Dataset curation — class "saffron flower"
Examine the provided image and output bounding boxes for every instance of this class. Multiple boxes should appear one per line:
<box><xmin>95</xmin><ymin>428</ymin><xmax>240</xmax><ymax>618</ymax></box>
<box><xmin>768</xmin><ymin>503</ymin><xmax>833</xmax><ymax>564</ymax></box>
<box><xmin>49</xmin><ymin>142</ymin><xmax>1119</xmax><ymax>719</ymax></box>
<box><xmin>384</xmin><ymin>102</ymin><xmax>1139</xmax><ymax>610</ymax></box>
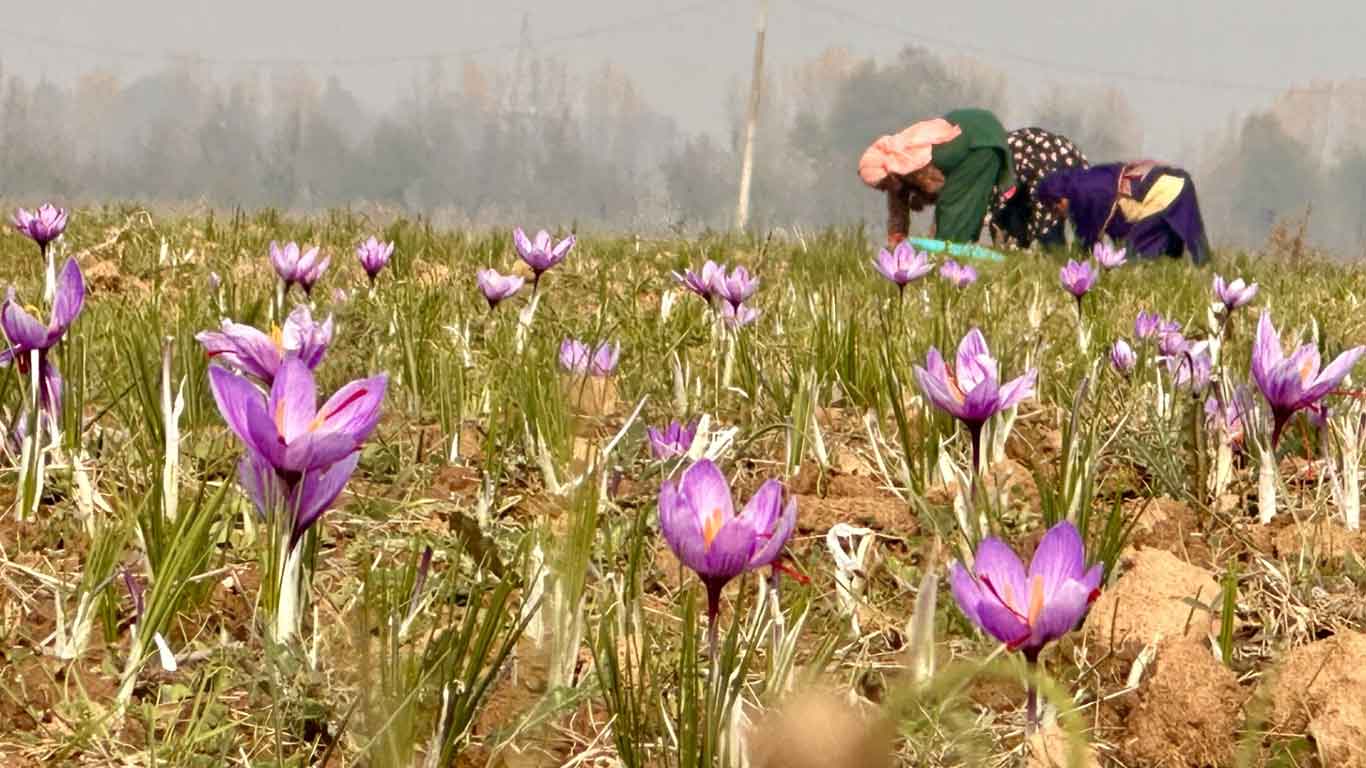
<box><xmin>949</xmin><ymin>521</ymin><xmax>1102</xmax><ymax>660</ymax></box>
<box><xmin>913</xmin><ymin>328</ymin><xmax>1037</xmax><ymax>468</ymax></box>
<box><xmin>559</xmin><ymin>339</ymin><xmax>619</xmax><ymax>377</ymax></box>
<box><xmin>270</xmin><ymin>242</ymin><xmax>325</xmax><ymax>293</ymax></box>
<box><xmin>647</xmin><ymin>420</ymin><xmax>697</xmax><ymax>460</ymax></box>
<box><xmin>356</xmin><ymin>237</ymin><xmax>394</xmax><ymax>284</ymax></box>
<box><xmin>1134</xmin><ymin>311</ymin><xmax>1165</xmax><ymax>341</ymax></box>
<box><xmin>674</xmin><ymin>260</ymin><xmax>722</xmax><ymax>300</ymax></box>
<box><xmin>1251</xmin><ymin>310</ymin><xmax>1365</xmax><ymax>446</ymax></box>
<box><xmin>1213</xmin><ymin>274</ymin><xmax>1258</xmax><ymax>312</ymax></box>
<box><xmin>939</xmin><ymin>259</ymin><xmax>977</xmax><ymax>288</ymax></box>
<box><xmin>1110</xmin><ymin>339</ymin><xmax>1136</xmax><ymax>376</ymax></box>
<box><xmin>1092</xmin><ymin>242</ymin><xmax>1127</xmax><ymax>270</ymax></box>
<box><xmin>721</xmin><ymin>302</ymin><xmax>759</xmax><ymax>329</ymax></box>
<box><xmin>0</xmin><ymin>257</ymin><xmax>85</xmax><ymax>416</ymax></box>
<box><xmin>1158</xmin><ymin>330</ymin><xmax>1189</xmax><ymax>358</ymax></box>
<box><xmin>1168</xmin><ymin>340</ymin><xmax>1213</xmax><ymax>393</ymax></box>
<box><xmin>658</xmin><ymin>458</ymin><xmax>796</xmax><ymax>654</ymax></box>
<box><xmin>208</xmin><ymin>358</ymin><xmax>387</xmax><ymax>476</ymax></box>
<box><xmin>12</xmin><ymin>204</ymin><xmax>68</xmax><ymax>252</ymax></box>
<box><xmin>476</xmin><ymin>268</ymin><xmax>525</xmax><ymax>309</ymax></box>
<box><xmin>710</xmin><ymin>266</ymin><xmax>759</xmax><ymax>310</ymax></box>
<box><xmin>1205</xmin><ymin>386</ymin><xmax>1254</xmax><ymax>449</ymax></box>
<box><xmin>514</xmin><ymin>228</ymin><xmax>574</xmax><ymax>284</ymax></box>
<box><xmin>873</xmin><ymin>242</ymin><xmax>934</xmax><ymax>291</ymax></box>
<box><xmin>196</xmin><ymin>305</ymin><xmax>333</xmax><ymax>386</ymax></box>
<box><xmin>1059</xmin><ymin>258</ymin><xmax>1097</xmax><ymax>301</ymax></box>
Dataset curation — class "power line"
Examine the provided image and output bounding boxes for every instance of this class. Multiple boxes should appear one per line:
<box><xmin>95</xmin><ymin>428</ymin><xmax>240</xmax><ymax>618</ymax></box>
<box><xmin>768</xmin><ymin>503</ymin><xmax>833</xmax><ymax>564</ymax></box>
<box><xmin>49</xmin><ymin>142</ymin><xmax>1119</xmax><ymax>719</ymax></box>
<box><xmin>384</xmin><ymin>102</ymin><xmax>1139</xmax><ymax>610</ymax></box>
<box><xmin>0</xmin><ymin>0</ymin><xmax>728</xmax><ymax>69</ymax></box>
<box><xmin>791</xmin><ymin>0</ymin><xmax>1338</xmax><ymax>96</ymax></box>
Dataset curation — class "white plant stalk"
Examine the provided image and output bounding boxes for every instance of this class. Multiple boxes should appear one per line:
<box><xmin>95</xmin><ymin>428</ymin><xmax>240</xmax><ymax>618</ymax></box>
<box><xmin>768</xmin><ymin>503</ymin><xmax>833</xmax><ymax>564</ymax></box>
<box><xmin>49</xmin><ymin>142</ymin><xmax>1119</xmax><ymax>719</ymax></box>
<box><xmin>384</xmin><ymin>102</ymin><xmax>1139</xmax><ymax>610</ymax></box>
<box><xmin>523</xmin><ymin>543</ymin><xmax>549</xmax><ymax>646</ymax></box>
<box><xmin>1333</xmin><ymin>409</ymin><xmax>1362</xmax><ymax>530</ymax></box>
<box><xmin>273</xmin><ymin>532</ymin><xmax>305</xmax><ymax>645</ymax></box>
<box><xmin>161</xmin><ymin>338</ymin><xmax>185</xmax><ymax>523</ymax></box>
<box><xmin>826</xmin><ymin>523</ymin><xmax>875</xmax><ymax>637</ymax></box>
<box><xmin>905</xmin><ymin>570</ymin><xmax>938</xmax><ymax>686</ymax></box>
<box><xmin>18</xmin><ymin>349</ymin><xmax>46</xmax><ymax>521</ymax></box>
<box><xmin>1209</xmin><ymin>424</ymin><xmax>1234</xmax><ymax>500</ymax></box>
<box><xmin>1258</xmin><ymin>446</ymin><xmax>1278</xmax><ymax>524</ymax></box>
<box><xmin>672</xmin><ymin>352</ymin><xmax>689</xmax><ymax>414</ymax></box>
<box><xmin>514</xmin><ymin>291</ymin><xmax>541</xmax><ymax>355</ymax></box>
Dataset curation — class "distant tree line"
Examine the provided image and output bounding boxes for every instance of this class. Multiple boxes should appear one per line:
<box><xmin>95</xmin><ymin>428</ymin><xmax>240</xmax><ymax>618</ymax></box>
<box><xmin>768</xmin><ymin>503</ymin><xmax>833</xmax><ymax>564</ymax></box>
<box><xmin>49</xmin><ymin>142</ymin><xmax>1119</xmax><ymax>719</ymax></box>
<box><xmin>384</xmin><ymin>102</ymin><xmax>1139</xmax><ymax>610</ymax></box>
<box><xmin>1</xmin><ymin>51</ymin><xmax>1363</xmax><ymax>253</ymax></box>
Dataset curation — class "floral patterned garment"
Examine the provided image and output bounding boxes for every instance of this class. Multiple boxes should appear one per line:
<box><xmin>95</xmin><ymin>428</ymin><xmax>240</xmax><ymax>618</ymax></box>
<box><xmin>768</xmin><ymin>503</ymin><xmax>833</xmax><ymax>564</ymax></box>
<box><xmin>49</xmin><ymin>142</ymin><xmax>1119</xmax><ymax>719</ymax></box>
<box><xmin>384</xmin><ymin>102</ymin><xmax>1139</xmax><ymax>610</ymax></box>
<box><xmin>988</xmin><ymin>127</ymin><xmax>1088</xmax><ymax>248</ymax></box>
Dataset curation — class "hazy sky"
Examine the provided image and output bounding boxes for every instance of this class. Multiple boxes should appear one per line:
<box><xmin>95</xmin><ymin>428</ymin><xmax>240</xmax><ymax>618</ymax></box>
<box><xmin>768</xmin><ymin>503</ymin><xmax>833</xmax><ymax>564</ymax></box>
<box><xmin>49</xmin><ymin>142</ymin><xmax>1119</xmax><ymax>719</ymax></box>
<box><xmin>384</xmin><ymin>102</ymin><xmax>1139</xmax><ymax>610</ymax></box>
<box><xmin>7</xmin><ymin>0</ymin><xmax>1365</xmax><ymax>160</ymax></box>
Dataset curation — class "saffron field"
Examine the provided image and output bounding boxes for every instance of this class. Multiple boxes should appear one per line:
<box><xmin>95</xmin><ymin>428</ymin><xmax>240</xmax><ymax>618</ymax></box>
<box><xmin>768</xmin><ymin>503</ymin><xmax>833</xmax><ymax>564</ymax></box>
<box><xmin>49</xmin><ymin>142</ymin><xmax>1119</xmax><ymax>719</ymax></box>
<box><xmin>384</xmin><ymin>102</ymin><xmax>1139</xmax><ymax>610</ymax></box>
<box><xmin>3</xmin><ymin>206</ymin><xmax>1366</xmax><ymax>767</ymax></box>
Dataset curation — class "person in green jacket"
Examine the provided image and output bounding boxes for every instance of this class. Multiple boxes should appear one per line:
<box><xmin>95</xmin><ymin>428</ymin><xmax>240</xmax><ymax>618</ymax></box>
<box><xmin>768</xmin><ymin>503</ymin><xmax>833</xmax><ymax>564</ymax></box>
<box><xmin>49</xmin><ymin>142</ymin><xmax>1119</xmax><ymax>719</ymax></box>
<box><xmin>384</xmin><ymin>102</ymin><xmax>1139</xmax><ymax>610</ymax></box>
<box><xmin>858</xmin><ymin>108</ymin><xmax>1017</xmax><ymax>246</ymax></box>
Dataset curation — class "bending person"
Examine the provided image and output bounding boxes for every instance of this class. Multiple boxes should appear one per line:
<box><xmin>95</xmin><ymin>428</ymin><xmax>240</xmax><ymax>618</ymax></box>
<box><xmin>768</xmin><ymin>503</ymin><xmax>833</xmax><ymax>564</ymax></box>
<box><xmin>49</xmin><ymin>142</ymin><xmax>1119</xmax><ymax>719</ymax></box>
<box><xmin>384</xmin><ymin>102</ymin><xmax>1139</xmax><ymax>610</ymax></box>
<box><xmin>859</xmin><ymin>108</ymin><xmax>1016</xmax><ymax>247</ymax></box>
<box><xmin>1037</xmin><ymin>161</ymin><xmax>1210</xmax><ymax>265</ymax></box>
<box><xmin>988</xmin><ymin>127</ymin><xmax>1088</xmax><ymax>249</ymax></box>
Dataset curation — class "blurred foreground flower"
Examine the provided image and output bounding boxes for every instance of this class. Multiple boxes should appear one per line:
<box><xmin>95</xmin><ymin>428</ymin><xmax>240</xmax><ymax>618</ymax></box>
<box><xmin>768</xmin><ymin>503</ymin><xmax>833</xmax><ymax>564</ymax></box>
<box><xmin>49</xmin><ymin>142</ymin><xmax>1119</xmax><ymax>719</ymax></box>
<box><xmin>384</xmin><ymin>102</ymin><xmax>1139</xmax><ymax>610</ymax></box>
<box><xmin>873</xmin><ymin>242</ymin><xmax>933</xmax><ymax>292</ymax></box>
<box><xmin>950</xmin><ymin>520</ymin><xmax>1102</xmax><ymax>730</ymax></box>
<box><xmin>1134</xmin><ymin>311</ymin><xmax>1167</xmax><ymax>341</ymax></box>
<box><xmin>658</xmin><ymin>458</ymin><xmax>796</xmax><ymax>655</ymax></box>
<box><xmin>12</xmin><ymin>204</ymin><xmax>68</xmax><ymax>252</ymax></box>
<box><xmin>1213</xmin><ymin>274</ymin><xmax>1257</xmax><ymax>312</ymax></box>
<box><xmin>476</xmin><ymin>268</ymin><xmax>525</xmax><ymax>309</ymax></box>
<box><xmin>514</xmin><ymin>228</ymin><xmax>574</xmax><ymax>286</ymax></box>
<box><xmin>1252</xmin><ymin>309</ymin><xmax>1365</xmax><ymax>446</ymax></box>
<box><xmin>1092</xmin><ymin>242</ymin><xmax>1127</xmax><ymax>270</ymax></box>
<box><xmin>913</xmin><ymin>328</ymin><xmax>1037</xmax><ymax>469</ymax></box>
<box><xmin>196</xmin><ymin>305</ymin><xmax>333</xmax><ymax>386</ymax></box>
<box><xmin>1109</xmin><ymin>339</ymin><xmax>1136</xmax><ymax>376</ymax></box>
<box><xmin>356</xmin><ymin>237</ymin><xmax>394</xmax><ymax>284</ymax></box>
<box><xmin>1158</xmin><ymin>329</ymin><xmax>1188</xmax><ymax>357</ymax></box>
<box><xmin>0</xmin><ymin>257</ymin><xmax>85</xmax><ymax>417</ymax></box>
<box><xmin>939</xmin><ymin>259</ymin><xmax>977</xmax><ymax>288</ymax></box>
<box><xmin>1168</xmin><ymin>340</ymin><xmax>1213</xmax><ymax>393</ymax></box>
<box><xmin>647</xmin><ymin>420</ymin><xmax>696</xmax><ymax>460</ymax></box>
<box><xmin>711</xmin><ymin>265</ymin><xmax>759</xmax><ymax>310</ymax></box>
<box><xmin>559</xmin><ymin>338</ymin><xmax>619</xmax><ymax>377</ymax></box>
<box><xmin>673</xmin><ymin>260</ymin><xmax>721</xmax><ymax>301</ymax></box>
<box><xmin>1206</xmin><ymin>385</ymin><xmax>1253</xmax><ymax>449</ymax></box>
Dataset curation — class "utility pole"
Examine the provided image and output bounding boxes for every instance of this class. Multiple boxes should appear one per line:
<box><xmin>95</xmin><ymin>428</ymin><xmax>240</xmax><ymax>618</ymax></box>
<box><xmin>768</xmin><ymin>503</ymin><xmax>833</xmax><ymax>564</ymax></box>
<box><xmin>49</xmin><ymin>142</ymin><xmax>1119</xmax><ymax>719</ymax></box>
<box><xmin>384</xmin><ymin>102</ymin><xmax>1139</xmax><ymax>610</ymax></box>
<box><xmin>734</xmin><ymin>0</ymin><xmax>769</xmax><ymax>231</ymax></box>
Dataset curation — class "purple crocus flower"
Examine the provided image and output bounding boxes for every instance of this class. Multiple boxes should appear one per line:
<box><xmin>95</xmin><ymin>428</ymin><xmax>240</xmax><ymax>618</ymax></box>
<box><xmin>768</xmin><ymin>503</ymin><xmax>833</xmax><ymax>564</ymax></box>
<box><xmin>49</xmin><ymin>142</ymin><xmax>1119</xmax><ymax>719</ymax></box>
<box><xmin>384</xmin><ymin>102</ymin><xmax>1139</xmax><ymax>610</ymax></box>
<box><xmin>1092</xmin><ymin>242</ymin><xmax>1127</xmax><ymax>270</ymax></box>
<box><xmin>1134</xmin><ymin>311</ymin><xmax>1163</xmax><ymax>341</ymax></box>
<box><xmin>1212</xmin><ymin>274</ymin><xmax>1258</xmax><ymax>312</ymax></box>
<box><xmin>1110</xmin><ymin>339</ymin><xmax>1136</xmax><ymax>376</ymax></box>
<box><xmin>476</xmin><ymin>268</ymin><xmax>525</xmax><ymax>309</ymax></box>
<box><xmin>196</xmin><ymin>305</ymin><xmax>333</xmax><ymax>386</ymax></box>
<box><xmin>711</xmin><ymin>266</ymin><xmax>759</xmax><ymax>310</ymax></box>
<box><xmin>208</xmin><ymin>357</ymin><xmax>387</xmax><ymax>476</ymax></box>
<box><xmin>873</xmin><ymin>242</ymin><xmax>934</xmax><ymax>292</ymax></box>
<box><xmin>356</xmin><ymin>237</ymin><xmax>395</xmax><ymax>284</ymax></box>
<box><xmin>270</xmin><ymin>242</ymin><xmax>324</xmax><ymax>292</ymax></box>
<box><xmin>559</xmin><ymin>338</ymin><xmax>619</xmax><ymax>377</ymax></box>
<box><xmin>1158</xmin><ymin>330</ymin><xmax>1189</xmax><ymax>358</ymax></box>
<box><xmin>237</xmin><ymin>449</ymin><xmax>360</xmax><ymax>550</ymax></box>
<box><xmin>297</xmin><ymin>252</ymin><xmax>330</xmax><ymax>295</ymax></box>
<box><xmin>1251</xmin><ymin>310</ymin><xmax>1365</xmax><ymax>446</ymax></box>
<box><xmin>1059</xmin><ymin>258</ymin><xmax>1097</xmax><ymax>301</ymax></box>
<box><xmin>1168</xmin><ymin>340</ymin><xmax>1213</xmax><ymax>393</ymax></box>
<box><xmin>0</xmin><ymin>258</ymin><xmax>85</xmax><ymax>417</ymax></box>
<box><xmin>12</xmin><ymin>204</ymin><xmax>68</xmax><ymax>252</ymax></box>
<box><xmin>721</xmin><ymin>302</ymin><xmax>759</xmax><ymax>329</ymax></box>
<box><xmin>658</xmin><ymin>458</ymin><xmax>796</xmax><ymax>654</ymax></box>
<box><xmin>647</xmin><ymin>420</ymin><xmax>697</xmax><ymax>460</ymax></box>
<box><xmin>939</xmin><ymin>260</ymin><xmax>977</xmax><ymax>288</ymax></box>
<box><xmin>514</xmin><ymin>228</ymin><xmax>574</xmax><ymax>284</ymax></box>
<box><xmin>673</xmin><ymin>260</ymin><xmax>722</xmax><ymax>301</ymax></box>
<box><xmin>913</xmin><ymin>328</ymin><xmax>1037</xmax><ymax>468</ymax></box>
<box><xmin>950</xmin><ymin>521</ymin><xmax>1102</xmax><ymax>660</ymax></box>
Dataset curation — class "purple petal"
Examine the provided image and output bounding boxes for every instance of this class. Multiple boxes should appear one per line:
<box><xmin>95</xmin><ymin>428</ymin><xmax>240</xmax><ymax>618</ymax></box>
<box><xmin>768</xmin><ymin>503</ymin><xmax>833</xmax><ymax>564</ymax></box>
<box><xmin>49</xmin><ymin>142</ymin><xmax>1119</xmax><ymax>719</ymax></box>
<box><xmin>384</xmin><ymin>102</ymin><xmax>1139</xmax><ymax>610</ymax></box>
<box><xmin>512</xmin><ymin>228</ymin><xmax>533</xmax><ymax>258</ymax></box>
<box><xmin>1027</xmin><ymin>579</ymin><xmax>1092</xmax><ymax>648</ymax></box>
<box><xmin>949</xmin><ymin>562</ymin><xmax>984</xmax><ymax>625</ymax></box>
<box><xmin>209</xmin><ymin>367</ymin><xmax>271</xmax><ymax>453</ymax></box>
<box><xmin>2</xmin><ymin>301</ymin><xmax>50</xmax><ymax>350</ymax></box>
<box><xmin>976</xmin><ymin>598</ymin><xmax>1031</xmax><ymax>647</ymax></box>
<box><xmin>679</xmin><ymin>459</ymin><xmax>734</xmax><ymax>524</ymax></box>
<box><xmin>659</xmin><ymin>478</ymin><xmax>708</xmax><ymax>573</ymax></box>
<box><xmin>973</xmin><ymin>538</ymin><xmax>1028</xmax><ymax>614</ymax></box>
<box><xmin>748</xmin><ymin>495</ymin><xmax>796</xmax><ymax>569</ymax></box>
<box><xmin>1027</xmin><ymin>521</ymin><xmax>1086</xmax><ymax>598</ymax></box>
<box><xmin>292</xmin><ymin>452</ymin><xmax>361</xmax><ymax>550</ymax></box>
<box><xmin>49</xmin><ymin>258</ymin><xmax>85</xmax><ymax>336</ymax></box>
<box><xmin>701</xmin><ymin>518</ymin><xmax>756</xmax><ymax>580</ymax></box>
<box><xmin>738</xmin><ymin>479</ymin><xmax>784</xmax><ymax>539</ymax></box>
<box><xmin>269</xmin><ymin>359</ymin><xmax>320</xmax><ymax>443</ymax></box>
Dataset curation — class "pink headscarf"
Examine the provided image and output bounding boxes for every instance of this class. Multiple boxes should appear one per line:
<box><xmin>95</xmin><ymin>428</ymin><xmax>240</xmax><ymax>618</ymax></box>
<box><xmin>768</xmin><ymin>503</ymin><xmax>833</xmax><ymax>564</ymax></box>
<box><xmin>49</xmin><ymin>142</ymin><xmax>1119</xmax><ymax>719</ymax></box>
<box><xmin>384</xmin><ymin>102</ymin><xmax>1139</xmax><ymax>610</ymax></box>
<box><xmin>858</xmin><ymin>118</ymin><xmax>963</xmax><ymax>188</ymax></box>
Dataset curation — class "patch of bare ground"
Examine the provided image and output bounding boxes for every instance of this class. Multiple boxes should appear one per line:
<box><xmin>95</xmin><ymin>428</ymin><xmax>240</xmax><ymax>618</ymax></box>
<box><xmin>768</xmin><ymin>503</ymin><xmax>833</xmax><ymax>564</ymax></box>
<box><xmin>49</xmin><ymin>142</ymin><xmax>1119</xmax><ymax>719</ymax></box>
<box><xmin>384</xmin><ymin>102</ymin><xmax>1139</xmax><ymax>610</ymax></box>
<box><xmin>1083</xmin><ymin>548</ymin><xmax>1221</xmax><ymax>658</ymax></box>
<box><xmin>1123</xmin><ymin>637</ymin><xmax>1244</xmax><ymax>767</ymax></box>
<box><xmin>1268</xmin><ymin>630</ymin><xmax>1366</xmax><ymax>767</ymax></box>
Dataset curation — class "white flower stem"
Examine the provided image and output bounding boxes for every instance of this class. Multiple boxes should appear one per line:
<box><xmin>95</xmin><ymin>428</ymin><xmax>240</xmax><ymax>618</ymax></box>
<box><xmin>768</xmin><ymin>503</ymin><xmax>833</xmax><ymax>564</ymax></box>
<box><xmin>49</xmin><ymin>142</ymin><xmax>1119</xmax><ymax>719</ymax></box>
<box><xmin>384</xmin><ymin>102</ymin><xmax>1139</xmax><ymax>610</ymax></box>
<box><xmin>1258</xmin><ymin>447</ymin><xmax>1278</xmax><ymax>524</ymax></box>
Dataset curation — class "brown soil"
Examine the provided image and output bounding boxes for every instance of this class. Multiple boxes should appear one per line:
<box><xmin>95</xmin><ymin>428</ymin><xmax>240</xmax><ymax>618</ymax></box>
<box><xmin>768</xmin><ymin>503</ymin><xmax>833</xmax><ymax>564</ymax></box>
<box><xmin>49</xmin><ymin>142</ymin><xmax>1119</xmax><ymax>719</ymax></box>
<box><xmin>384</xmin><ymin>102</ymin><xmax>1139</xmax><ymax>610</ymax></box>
<box><xmin>1271</xmin><ymin>517</ymin><xmax>1366</xmax><ymax>563</ymax></box>
<box><xmin>84</xmin><ymin>258</ymin><xmax>151</xmax><ymax>297</ymax></box>
<box><xmin>1126</xmin><ymin>496</ymin><xmax>1214</xmax><ymax>568</ymax></box>
<box><xmin>1083</xmin><ymin>548</ymin><xmax>1221</xmax><ymax>657</ymax></box>
<box><xmin>1269</xmin><ymin>630</ymin><xmax>1366</xmax><ymax>767</ymax></box>
<box><xmin>1026</xmin><ymin>722</ymin><xmax>1099</xmax><ymax>768</ymax></box>
<box><xmin>1123</xmin><ymin>637</ymin><xmax>1244</xmax><ymax>767</ymax></box>
<box><xmin>792</xmin><ymin>468</ymin><xmax>912</xmax><ymax>536</ymax></box>
<box><xmin>924</xmin><ymin>458</ymin><xmax>1040</xmax><ymax>515</ymax></box>
<box><xmin>748</xmin><ymin>691</ymin><xmax>892</xmax><ymax>768</ymax></box>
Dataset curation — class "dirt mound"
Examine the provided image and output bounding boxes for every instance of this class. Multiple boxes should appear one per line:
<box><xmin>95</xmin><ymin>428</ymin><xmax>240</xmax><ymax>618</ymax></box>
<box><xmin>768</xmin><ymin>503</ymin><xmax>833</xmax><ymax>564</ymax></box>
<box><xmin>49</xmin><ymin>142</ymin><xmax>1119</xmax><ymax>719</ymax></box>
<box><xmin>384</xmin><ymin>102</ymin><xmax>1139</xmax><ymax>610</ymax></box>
<box><xmin>1123</xmin><ymin>637</ymin><xmax>1243</xmax><ymax>766</ymax></box>
<box><xmin>1083</xmin><ymin>548</ymin><xmax>1221</xmax><ymax>656</ymax></box>
<box><xmin>84</xmin><ymin>258</ymin><xmax>150</xmax><ymax>297</ymax></box>
<box><xmin>1026</xmin><ymin>723</ymin><xmax>1098</xmax><ymax>768</ymax></box>
<box><xmin>1271</xmin><ymin>518</ymin><xmax>1366</xmax><ymax>562</ymax></box>
<box><xmin>1269</xmin><ymin>630</ymin><xmax>1366</xmax><ymax>766</ymax></box>
<box><xmin>1126</xmin><ymin>496</ymin><xmax>1213</xmax><ymax>567</ymax></box>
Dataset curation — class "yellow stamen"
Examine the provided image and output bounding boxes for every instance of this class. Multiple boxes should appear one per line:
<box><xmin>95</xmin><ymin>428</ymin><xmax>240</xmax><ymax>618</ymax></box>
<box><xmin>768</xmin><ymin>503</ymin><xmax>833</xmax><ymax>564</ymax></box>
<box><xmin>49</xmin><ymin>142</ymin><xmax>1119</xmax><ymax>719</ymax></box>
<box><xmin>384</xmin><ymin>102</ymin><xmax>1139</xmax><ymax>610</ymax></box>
<box><xmin>274</xmin><ymin>400</ymin><xmax>288</xmax><ymax>436</ymax></box>
<box><xmin>270</xmin><ymin>324</ymin><xmax>284</xmax><ymax>353</ymax></box>
<box><xmin>1026</xmin><ymin>575</ymin><xmax>1045</xmax><ymax>626</ymax></box>
<box><xmin>702</xmin><ymin>507</ymin><xmax>725</xmax><ymax>550</ymax></box>
<box><xmin>1299</xmin><ymin>357</ymin><xmax>1315</xmax><ymax>385</ymax></box>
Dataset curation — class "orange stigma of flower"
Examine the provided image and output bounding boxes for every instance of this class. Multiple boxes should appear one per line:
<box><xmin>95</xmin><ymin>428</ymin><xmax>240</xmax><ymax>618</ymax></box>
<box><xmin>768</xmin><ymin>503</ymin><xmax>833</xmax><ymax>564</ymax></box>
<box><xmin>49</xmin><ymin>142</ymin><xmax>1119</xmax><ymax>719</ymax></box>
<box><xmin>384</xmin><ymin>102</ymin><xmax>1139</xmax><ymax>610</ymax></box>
<box><xmin>270</xmin><ymin>324</ymin><xmax>284</xmax><ymax>353</ymax></box>
<box><xmin>702</xmin><ymin>507</ymin><xmax>725</xmax><ymax>551</ymax></box>
<box><xmin>1299</xmin><ymin>357</ymin><xmax>1315</xmax><ymax>385</ymax></box>
<box><xmin>945</xmin><ymin>367</ymin><xmax>967</xmax><ymax>403</ymax></box>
